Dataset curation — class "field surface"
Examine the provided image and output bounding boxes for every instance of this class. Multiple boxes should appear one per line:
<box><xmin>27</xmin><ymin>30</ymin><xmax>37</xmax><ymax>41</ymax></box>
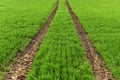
<box><xmin>0</xmin><ymin>0</ymin><xmax>120</xmax><ymax>80</ymax></box>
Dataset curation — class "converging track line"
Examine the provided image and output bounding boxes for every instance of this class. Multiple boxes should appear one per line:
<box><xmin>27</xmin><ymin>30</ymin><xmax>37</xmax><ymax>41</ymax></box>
<box><xmin>66</xmin><ymin>0</ymin><xmax>116</xmax><ymax>80</ymax></box>
<box><xmin>4</xmin><ymin>0</ymin><xmax>59</xmax><ymax>80</ymax></box>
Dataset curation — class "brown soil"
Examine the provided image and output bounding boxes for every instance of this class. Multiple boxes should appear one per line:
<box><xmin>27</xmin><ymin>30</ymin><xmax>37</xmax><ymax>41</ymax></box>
<box><xmin>66</xmin><ymin>0</ymin><xmax>116</xmax><ymax>80</ymax></box>
<box><xmin>4</xmin><ymin>0</ymin><xmax>59</xmax><ymax>80</ymax></box>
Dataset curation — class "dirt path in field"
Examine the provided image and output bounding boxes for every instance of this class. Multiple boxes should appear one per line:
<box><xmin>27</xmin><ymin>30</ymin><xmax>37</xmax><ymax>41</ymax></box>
<box><xmin>66</xmin><ymin>0</ymin><xmax>116</xmax><ymax>80</ymax></box>
<box><xmin>4</xmin><ymin>0</ymin><xmax>59</xmax><ymax>80</ymax></box>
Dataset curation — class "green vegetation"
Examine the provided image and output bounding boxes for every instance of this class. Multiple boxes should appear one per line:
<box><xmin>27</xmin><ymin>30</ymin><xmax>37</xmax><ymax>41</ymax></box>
<box><xmin>0</xmin><ymin>0</ymin><xmax>55</xmax><ymax>79</ymax></box>
<box><xmin>27</xmin><ymin>0</ymin><xmax>94</xmax><ymax>80</ymax></box>
<box><xmin>1</xmin><ymin>0</ymin><xmax>119</xmax><ymax>79</ymax></box>
<box><xmin>69</xmin><ymin>0</ymin><xmax>120</xmax><ymax>79</ymax></box>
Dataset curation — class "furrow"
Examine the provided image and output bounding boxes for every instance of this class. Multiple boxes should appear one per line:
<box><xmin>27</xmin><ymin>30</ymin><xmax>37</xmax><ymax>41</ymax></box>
<box><xmin>4</xmin><ymin>0</ymin><xmax>59</xmax><ymax>80</ymax></box>
<box><xmin>66</xmin><ymin>0</ymin><xmax>116</xmax><ymax>80</ymax></box>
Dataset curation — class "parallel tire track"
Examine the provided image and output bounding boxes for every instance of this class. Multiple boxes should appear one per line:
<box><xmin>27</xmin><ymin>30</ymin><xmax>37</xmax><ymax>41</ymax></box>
<box><xmin>66</xmin><ymin>0</ymin><xmax>116</xmax><ymax>80</ymax></box>
<box><xmin>4</xmin><ymin>0</ymin><xmax>59</xmax><ymax>80</ymax></box>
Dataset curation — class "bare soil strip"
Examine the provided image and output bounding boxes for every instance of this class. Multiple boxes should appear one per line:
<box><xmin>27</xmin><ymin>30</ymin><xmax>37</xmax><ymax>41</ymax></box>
<box><xmin>66</xmin><ymin>0</ymin><xmax>116</xmax><ymax>80</ymax></box>
<box><xmin>4</xmin><ymin>0</ymin><xmax>59</xmax><ymax>80</ymax></box>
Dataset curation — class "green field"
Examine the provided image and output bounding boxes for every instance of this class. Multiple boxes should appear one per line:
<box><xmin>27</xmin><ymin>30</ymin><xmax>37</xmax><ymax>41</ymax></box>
<box><xmin>0</xmin><ymin>0</ymin><xmax>120</xmax><ymax>79</ymax></box>
<box><xmin>26</xmin><ymin>0</ymin><xmax>94</xmax><ymax>80</ymax></box>
<box><xmin>69</xmin><ymin>0</ymin><xmax>120</xmax><ymax>79</ymax></box>
<box><xmin>0</xmin><ymin>0</ymin><xmax>55</xmax><ymax>79</ymax></box>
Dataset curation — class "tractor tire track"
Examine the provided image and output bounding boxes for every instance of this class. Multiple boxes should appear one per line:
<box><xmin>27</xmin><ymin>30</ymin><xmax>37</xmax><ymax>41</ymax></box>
<box><xmin>66</xmin><ymin>0</ymin><xmax>116</xmax><ymax>80</ymax></box>
<box><xmin>4</xmin><ymin>0</ymin><xmax>59</xmax><ymax>80</ymax></box>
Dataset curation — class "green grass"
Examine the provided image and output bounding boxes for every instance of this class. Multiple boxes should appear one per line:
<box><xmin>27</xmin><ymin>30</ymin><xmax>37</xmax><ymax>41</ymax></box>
<box><xmin>0</xmin><ymin>0</ymin><xmax>55</xmax><ymax>79</ymax></box>
<box><xmin>26</xmin><ymin>0</ymin><xmax>95</xmax><ymax>80</ymax></box>
<box><xmin>69</xmin><ymin>0</ymin><xmax>120</xmax><ymax>79</ymax></box>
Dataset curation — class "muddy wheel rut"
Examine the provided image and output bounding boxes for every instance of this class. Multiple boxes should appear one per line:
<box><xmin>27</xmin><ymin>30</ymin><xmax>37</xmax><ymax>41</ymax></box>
<box><xmin>66</xmin><ymin>0</ymin><xmax>116</xmax><ymax>80</ymax></box>
<box><xmin>4</xmin><ymin>0</ymin><xmax>59</xmax><ymax>80</ymax></box>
